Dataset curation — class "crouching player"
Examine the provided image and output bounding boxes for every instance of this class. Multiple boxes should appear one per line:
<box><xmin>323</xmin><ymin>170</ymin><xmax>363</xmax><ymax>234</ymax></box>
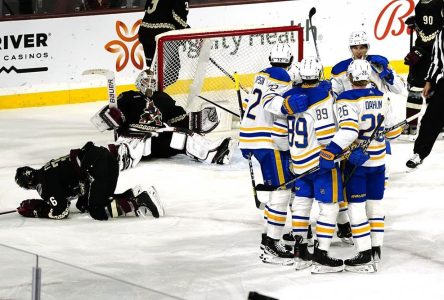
<box><xmin>15</xmin><ymin>141</ymin><xmax>164</xmax><ymax>220</ymax></box>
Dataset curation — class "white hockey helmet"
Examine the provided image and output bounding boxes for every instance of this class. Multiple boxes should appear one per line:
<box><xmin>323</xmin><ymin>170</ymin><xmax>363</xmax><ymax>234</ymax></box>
<box><xmin>269</xmin><ymin>43</ymin><xmax>293</xmax><ymax>65</ymax></box>
<box><xmin>347</xmin><ymin>59</ymin><xmax>372</xmax><ymax>82</ymax></box>
<box><xmin>288</xmin><ymin>62</ymin><xmax>302</xmax><ymax>85</ymax></box>
<box><xmin>136</xmin><ymin>69</ymin><xmax>157</xmax><ymax>97</ymax></box>
<box><xmin>299</xmin><ymin>56</ymin><xmax>323</xmax><ymax>80</ymax></box>
<box><xmin>349</xmin><ymin>31</ymin><xmax>370</xmax><ymax>48</ymax></box>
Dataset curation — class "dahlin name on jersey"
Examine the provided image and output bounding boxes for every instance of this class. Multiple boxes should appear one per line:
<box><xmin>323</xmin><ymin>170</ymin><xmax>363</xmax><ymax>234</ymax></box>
<box><xmin>365</xmin><ymin>99</ymin><xmax>382</xmax><ymax>110</ymax></box>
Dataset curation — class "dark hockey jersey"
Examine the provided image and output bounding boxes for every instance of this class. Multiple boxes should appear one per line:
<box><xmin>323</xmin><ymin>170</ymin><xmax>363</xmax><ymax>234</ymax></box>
<box><xmin>35</xmin><ymin>152</ymin><xmax>84</xmax><ymax>219</ymax></box>
<box><xmin>116</xmin><ymin>90</ymin><xmax>187</xmax><ymax>133</ymax></box>
<box><xmin>414</xmin><ymin>0</ymin><xmax>444</xmax><ymax>52</ymax></box>
<box><xmin>141</xmin><ymin>0</ymin><xmax>189</xmax><ymax>31</ymax></box>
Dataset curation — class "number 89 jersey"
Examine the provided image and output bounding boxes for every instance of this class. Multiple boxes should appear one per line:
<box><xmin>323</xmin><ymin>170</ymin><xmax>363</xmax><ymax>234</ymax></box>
<box><xmin>239</xmin><ymin>67</ymin><xmax>292</xmax><ymax>150</ymax></box>
<box><xmin>285</xmin><ymin>81</ymin><xmax>337</xmax><ymax>174</ymax></box>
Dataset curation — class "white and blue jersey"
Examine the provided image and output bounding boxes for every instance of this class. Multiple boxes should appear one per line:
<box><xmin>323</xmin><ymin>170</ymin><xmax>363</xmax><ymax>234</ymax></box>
<box><xmin>333</xmin><ymin>87</ymin><xmax>402</xmax><ymax>202</ymax></box>
<box><xmin>330</xmin><ymin>55</ymin><xmax>405</xmax><ymax>98</ymax></box>
<box><xmin>239</xmin><ymin>66</ymin><xmax>293</xmax><ymax>187</ymax></box>
<box><xmin>283</xmin><ymin>81</ymin><xmax>343</xmax><ymax>203</ymax></box>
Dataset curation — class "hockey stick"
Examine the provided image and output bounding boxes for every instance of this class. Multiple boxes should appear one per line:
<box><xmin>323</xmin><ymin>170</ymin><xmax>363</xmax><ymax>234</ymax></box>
<box><xmin>0</xmin><ymin>209</ymin><xmax>16</xmax><ymax>215</ymax></box>
<box><xmin>209</xmin><ymin>57</ymin><xmax>249</xmax><ymax>94</ymax></box>
<box><xmin>256</xmin><ymin>113</ymin><xmax>394</xmax><ymax>192</ymax></box>
<box><xmin>234</xmin><ymin>72</ymin><xmax>264</xmax><ymax>210</ymax></box>
<box><xmin>308</xmin><ymin>7</ymin><xmax>325</xmax><ymax>80</ymax></box>
<box><xmin>82</xmin><ymin>68</ymin><xmax>118</xmax><ymax>140</ymax></box>
<box><xmin>198</xmin><ymin>95</ymin><xmax>240</xmax><ymax>118</ymax></box>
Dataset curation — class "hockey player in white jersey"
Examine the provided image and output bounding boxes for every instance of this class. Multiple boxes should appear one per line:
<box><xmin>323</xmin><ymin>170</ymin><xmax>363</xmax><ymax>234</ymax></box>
<box><xmin>321</xmin><ymin>60</ymin><xmax>402</xmax><ymax>273</ymax></box>
<box><xmin>239</xmin><ymin>43</ymin><xmax>305</xmax><ymax>265</ymax></box>
<box><xmin>330</xmin><ymin>31</ymin><xmax>405</xmax><ymax>244</ymax></box>
<box><xmin>276</xmin><ymin>57</ymin><xmax>344</xmax><ymax>273</ymax></box>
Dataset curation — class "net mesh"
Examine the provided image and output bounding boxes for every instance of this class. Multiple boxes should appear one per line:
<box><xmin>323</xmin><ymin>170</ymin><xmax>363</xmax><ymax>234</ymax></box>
<box><xmin>151</xmin><ymin>25</ymin><xmax>304</xmax><ymax>129</ymax></box>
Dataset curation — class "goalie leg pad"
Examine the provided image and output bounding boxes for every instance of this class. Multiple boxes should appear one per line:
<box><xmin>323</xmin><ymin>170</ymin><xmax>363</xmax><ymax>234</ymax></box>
<box><xmin>189</xmin><ymin>106</ymin><xmax>219</xmax><ymax>134</ymax></box>
<box><xmin>185</xmin><ymin>135</ymin><xmax>234</xmax><ymax>164</ymax></box>
<box><xmin>170</xmin><ymin>131</ymin><xmax>187</xmax><ymax>150</ymax></box>
<box><xmin>115</xmin><ymin>137</ymin><xmax>147</xmax><ymax>171</ymax></box>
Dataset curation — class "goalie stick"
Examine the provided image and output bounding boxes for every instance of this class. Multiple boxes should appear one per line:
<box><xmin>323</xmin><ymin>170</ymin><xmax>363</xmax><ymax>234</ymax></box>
<box><xmin>82</xmin><ymin>68</ymin><xmax>118</xmax><ymax>140</ymax></box>
<box><xmin>256</xmin><ymin>111</ymin><xmax>421</xmax><ymax>192</ymax></box>
<box><xmin>234</xmin><ymin>72</ymin><xmax>264</xmax><ymax>210</ymax></box>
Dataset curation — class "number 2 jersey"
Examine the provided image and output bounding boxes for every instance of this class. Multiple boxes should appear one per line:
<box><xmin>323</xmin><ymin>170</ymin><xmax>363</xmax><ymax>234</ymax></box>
<box><xmin>284</xmin><ymin>81</ymin><xmax>337</xmax><ymax>174</ymax></box>
<box><xmin>332</xmin><ymin>87</ymin><xmax>403</xmax><ymax>167</ymax></box>
<box><xmin>239</xmin><ymin>66</ymin><xmax>292</xmax><ymax>151</ymax></box>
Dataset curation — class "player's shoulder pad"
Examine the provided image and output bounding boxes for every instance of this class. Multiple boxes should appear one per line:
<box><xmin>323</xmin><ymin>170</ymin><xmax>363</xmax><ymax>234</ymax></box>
<box><xmin>263</xmin><ymin>66</ymin><xmax>292</xmax><ymax>83</ymax></box>
<box><xmin>337</xmin><ymin>88</ymin><xmax>384</xmax><ymax>102</ymax></box>
<box><xmin>282</xmin><ymin>86</ymin><xmax>304</xmax><ymax>98</ymax></box>
<box><xmin>331</xmin><ymin>58</ymin><xmax>353</xmax><ymax>76</ymax></box>
<box><xmin>305</xmin><ymin>82</ymin><xmax>333</xmax><ymax>107</ymax></box>
<box><xmin>367</xmin><ymin>54</ymin><xmax>388</xmax><ymax>61</ymax></box>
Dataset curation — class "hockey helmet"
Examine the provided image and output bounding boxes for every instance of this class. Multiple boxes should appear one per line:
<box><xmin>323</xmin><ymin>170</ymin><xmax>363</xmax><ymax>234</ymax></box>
<box><xmin>299</xmin><ymin>57</ymin><xmax>322</xmax><ymax>80</ymax></box>
<box><xmin>347</xmin><ymin>59</ymin><xmax>372</xmax><ymax>82</ymax></box>
<box><xmin>288</xmin><ymin>62</ymin><xmax>302</xmax><ymax>85</ymax></box>
<box><xmin>15</xmin><ymin>166</ymin><xmax>38</xmax><ymax>190</ymax></box>
<box><xmin>136</xmin><ymin>69</ymin><xmax>157</xmax><ymax>97</ymax></box>
<box><xmin>349</xmin><ymin>31</ymin><xmax>370</xmax><ymax>48</ymax></box>
<box><xmin>269</xmin><ymin>43</ymin><xmax>293</xmax><ymax>65</ymax></box>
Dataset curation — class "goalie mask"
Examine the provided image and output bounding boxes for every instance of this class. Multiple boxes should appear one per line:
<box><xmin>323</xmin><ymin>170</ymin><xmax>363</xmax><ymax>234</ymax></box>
<box><xmin>269</xmin><ymin>43</ymin><xmax>293</xmax><ymax>66</ymax></box>
<box><xmin>299</xmin><ymin>57</ymin><xmax>322</xmax><ymax>80</ymax></box>
<box><xmin>347</xmin><ymin>59</ymin><xmax>371</xmax><ymax>83</ymax></box>
<box><xmin>15</xmin><ymin>166</ymin><xmax>38</xmax><ymax>190</ymax></box>
<box><xmin>136</xmin><ymin>69</ymin><xmax>157</xmax><ymax>97</ymax></box>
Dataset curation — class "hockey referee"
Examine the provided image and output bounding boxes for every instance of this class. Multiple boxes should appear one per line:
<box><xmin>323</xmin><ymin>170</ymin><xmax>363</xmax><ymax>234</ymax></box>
<box><xmin>407</xmin><ymin>26</ymin><xmax>444</xmax><ymax>168</ymax></box>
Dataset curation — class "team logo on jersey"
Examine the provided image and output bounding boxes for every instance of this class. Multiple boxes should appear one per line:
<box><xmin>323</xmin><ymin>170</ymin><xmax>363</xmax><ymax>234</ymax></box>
<box><xmin>105</xmin><ymin>20</ymin><xmax>144</xmax><ymax>72</ymax></box>
<box><xmin>139</xmin><ymin>99</ymin><xmax>163</xmax><ymax>126</ymax></box>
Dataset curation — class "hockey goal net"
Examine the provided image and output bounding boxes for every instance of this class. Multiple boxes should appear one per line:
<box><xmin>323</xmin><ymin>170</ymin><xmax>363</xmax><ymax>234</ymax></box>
<box><xmin>151</xmin><ymin>25</ymin><xmax>304</xmax><ymax>130</ymax></box>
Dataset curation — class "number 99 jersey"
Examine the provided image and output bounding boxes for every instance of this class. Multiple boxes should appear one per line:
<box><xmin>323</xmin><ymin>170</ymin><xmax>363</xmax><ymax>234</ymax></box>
<box><xmin>239</xmin><ymin>67</ymin><xmax>292</xmax><ymax>151</ymax></box>
<box><xmin>285</xmin><ymin>81</ymin><xmax>337</xmax><ymax>174</ymax></box>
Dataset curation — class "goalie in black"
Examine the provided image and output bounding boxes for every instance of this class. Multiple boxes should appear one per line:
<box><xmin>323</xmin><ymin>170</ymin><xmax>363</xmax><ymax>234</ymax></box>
<box><xmin>91</xmin><ymin>69</ymin><xmax>234</xmax><ymax>171</ymax></box>
<box><xmin>15</xmin><ymin>141</ymin><xmax>164</xmax><ymax>220</ymax></box>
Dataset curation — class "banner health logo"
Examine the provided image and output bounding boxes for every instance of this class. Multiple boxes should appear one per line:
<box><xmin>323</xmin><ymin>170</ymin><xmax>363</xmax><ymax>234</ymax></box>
<box><xmin>374</xmin><ymin>0</ymin><xmax>415</xmax><ymax>40</ymax></box>
<box><xmin>0</xmin><ymin>32</ymin><xmax>49</xmax><ymax>74</ymax></box>
<box><xmin>105</xmin><ymin>20</ymin><xmax>144</xmax><ymax>72</ymax></box>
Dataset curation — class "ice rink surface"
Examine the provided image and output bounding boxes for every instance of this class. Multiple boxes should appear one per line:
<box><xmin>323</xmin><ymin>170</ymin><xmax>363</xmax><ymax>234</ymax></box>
<box><xmin>0</xmin><ymin>99</ymin><xmax>444</xmax><ymax>300</ymax></box>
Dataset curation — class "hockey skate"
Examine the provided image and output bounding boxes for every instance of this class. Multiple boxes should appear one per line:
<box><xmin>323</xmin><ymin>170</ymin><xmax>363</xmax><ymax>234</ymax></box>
<box><xmin>283</xmin><ymin>225</ymin><xmax>314</xmax><ymax>248</ymax></box>
<box><xmin>260</xmin><ymin>233</ymin><xmax>291</xmax><ymax>252</ymax></box>
<box><xmin>211</xmin><ymin>137</ymin><xmax>234</xmax><ymax>164</ymax></box>
<box><xmin>311</xmin><ymin>245</ymin><xmax>344</xmax><ymax>274</ymax></box>
<box><xmin>293</xmin><ymin>235</ymin><xmax>312</xmax><ymax>270</ymax></box>
<box><xmin>337</xmin><ymin>222</ymin><xmax>354</xmax><ymax>245</ymax></box>
<box><xmin>135</xmin><ymin>186</ymin><xmax>165</xmax><ymax>218</ymax></box>
<box><xmin>344</xmin><ymin>249</ymin><xmax>376</xmax><ymax>273</ymax></box>
<box><xmin>406</xmin><ymin>153</ymin><xmax>423</xmax><ymax>169</ymax></box>
<box><xmin>260</xmin><ymin>236</ymin><xmax>294</xmax><ymax>266</ymax></box>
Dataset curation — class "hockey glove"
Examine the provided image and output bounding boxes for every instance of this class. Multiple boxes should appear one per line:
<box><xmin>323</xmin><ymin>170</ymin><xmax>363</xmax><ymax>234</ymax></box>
<box><xmin>368</xmin><ymin>55</ymin><xmax>389</xmax><ymax>68</ymax></box>
<box><xmin>348</xmin><ymin>147</ymin><xmax>370</xmax><ymax>166</ymax></box>
<box><xmin>319</xmin><ymin>142</ymin><xmax>343</xmax><ymax>170</ymax></box>
<box><xmin>17</xmin><ymin>199</ymin><xmax>51</xmax><ymax>218</ymax></box>
<box><xmin>404</xmin><ymin>49</ymin><xmax>423</xmax><ymax>66</ymax></box>
<box><xmin>281</xmin><ymin>94</ymin><xmax>309</xmax><ymax>115</ymax></box>
<box><xmin>405</xmin><ymin>16</ymin><xmax>415</xmax><ymax>29</ymax></box>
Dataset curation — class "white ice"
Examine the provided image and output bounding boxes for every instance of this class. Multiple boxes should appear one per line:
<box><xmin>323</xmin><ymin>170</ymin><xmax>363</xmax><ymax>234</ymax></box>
<box><xmin>0</xmin><ymin>97</ymin><xmax>444</xmax><ymax>300</ymax></box>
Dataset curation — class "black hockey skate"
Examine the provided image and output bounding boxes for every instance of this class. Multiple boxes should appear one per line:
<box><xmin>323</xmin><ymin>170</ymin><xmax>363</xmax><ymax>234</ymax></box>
<box><xmin>311</xmin><ymin>244</ymin><xmax>344</xmax><ymax>274</ymax></box>
<box><xmin>406</xmin><ymin>153</ymin><xmax>423</xmax><ymax>169</ymax></box>
<box><xmin>283</xmin><ymin>224</ymin><xmax>314</xmax><ymax>248</ymax></box>
<box><xmin>293</xmin><ymin>235</ymin><xmax>312</xmax><ymax>270</ymax></box>
<box><xmin>260</xmin><ymin>236</ymin><xmax>294</xmax><ymax>266</ymax></box>
<box><xmin>344</xmin><ymin>249</ymin><xmax>376</xmax><ymax>273</ymax></box>
<box><xmin>134</xmin><ymin>186</ymin><xmax>164</xmax><ymax>218</ymax></box>
<box><xmin>337</xmin><ymin>222</ymin><xmax>354</xmax><ymax>245</ymax></box>
<box><xmin>211</xmin><ymin>138</ymin><xmax>233</xmax><ymax>164</ymax></box>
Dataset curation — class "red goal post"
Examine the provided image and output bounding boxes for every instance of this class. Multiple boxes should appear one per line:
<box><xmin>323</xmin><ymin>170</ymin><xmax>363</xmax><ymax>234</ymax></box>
<box><xmin>151</xmin><ymin>25</ymin><xmax>304</xmax><ymax>129</ymax></box>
